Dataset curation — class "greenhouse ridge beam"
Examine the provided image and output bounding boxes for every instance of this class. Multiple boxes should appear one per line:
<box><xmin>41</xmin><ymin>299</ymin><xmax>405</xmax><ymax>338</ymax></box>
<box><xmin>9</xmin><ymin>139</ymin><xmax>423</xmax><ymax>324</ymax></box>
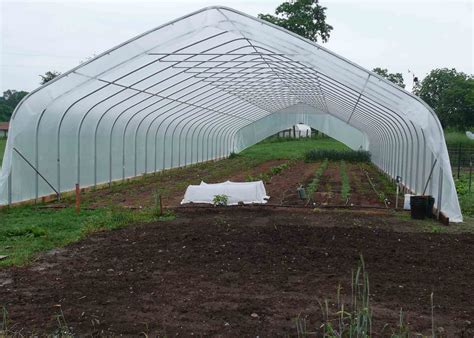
<box><xmin>0</xmin><ymin>6</ymin><xmax>462</xmax><ymax>222</ymax></box>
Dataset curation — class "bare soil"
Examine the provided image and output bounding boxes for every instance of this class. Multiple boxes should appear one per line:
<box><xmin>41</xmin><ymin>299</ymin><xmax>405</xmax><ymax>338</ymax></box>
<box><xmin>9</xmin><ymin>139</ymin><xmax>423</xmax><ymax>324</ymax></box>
<box><xmin>1</xmin><ymin>208</ymin><xmax>473</xmax><ymax>336</ymax></box>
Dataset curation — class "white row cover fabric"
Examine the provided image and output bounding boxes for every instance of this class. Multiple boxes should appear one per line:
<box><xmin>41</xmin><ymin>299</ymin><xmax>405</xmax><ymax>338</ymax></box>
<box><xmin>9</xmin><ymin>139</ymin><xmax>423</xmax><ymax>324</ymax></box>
<box><xmin>0</xmin><ymin>6</ymin><xmax>462</xmax><ymax>221</ymax></box>
<box><xmin>181</xmin><ymin>180</ymin><xmax>269</xmax><ymax>205</ymax></box>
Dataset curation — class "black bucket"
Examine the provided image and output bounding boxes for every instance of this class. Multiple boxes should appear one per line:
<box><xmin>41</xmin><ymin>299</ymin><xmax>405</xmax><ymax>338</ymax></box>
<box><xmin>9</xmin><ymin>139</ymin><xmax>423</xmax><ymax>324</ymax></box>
<box><xmin>426</xmin><ymin>196</ymin><xmax>435</xmax><ymax>218</ymax></box>
<box><xmin>410</xmin><ymin>196</ymin><xmax>428</xmax><ymax>220</ymax></box>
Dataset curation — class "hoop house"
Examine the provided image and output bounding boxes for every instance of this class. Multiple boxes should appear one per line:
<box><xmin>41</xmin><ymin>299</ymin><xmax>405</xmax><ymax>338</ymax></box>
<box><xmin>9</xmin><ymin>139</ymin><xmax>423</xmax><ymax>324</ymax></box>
<box><xmin>0</xmin><ymin>6</ymin><xmax>462</xmax><ymax>221</ymax></box>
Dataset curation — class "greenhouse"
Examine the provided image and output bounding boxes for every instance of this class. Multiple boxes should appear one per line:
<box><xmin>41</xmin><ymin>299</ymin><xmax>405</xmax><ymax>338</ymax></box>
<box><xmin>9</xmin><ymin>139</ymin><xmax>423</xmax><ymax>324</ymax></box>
<box><xmin>0</xmin><ymin>6</ymin><xmax>462</xmax><ymax>222</ymax></box>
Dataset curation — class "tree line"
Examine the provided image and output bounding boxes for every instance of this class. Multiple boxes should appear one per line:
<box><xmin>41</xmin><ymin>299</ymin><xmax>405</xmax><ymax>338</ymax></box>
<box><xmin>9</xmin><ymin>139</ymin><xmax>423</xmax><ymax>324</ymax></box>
<box><xmin>0</xmin><ymin>0</ymin><xmax>472</xmax><ymax>130</ymax></box>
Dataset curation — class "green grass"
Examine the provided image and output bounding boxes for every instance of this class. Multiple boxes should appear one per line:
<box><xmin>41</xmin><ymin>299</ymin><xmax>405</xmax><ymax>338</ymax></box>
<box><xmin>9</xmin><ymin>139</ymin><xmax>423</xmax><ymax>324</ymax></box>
<box><xmin>445</xmin><ymin>131</ymin><xmax>474</xmax><ymax>147</ymax></box>
<box><xmin>240</xmin><ymin>137</ymin><xmax>348</xmax><ymax>162</ymax></box>
<box><xmin>0</xmin><ymin>206</ymin><xmax>172</xmax><ymax>266</ymax></box>
<box><xmin>0</xmin><ymin>137</ymin><xmax>6</xmax><ymax>167</ymax></box>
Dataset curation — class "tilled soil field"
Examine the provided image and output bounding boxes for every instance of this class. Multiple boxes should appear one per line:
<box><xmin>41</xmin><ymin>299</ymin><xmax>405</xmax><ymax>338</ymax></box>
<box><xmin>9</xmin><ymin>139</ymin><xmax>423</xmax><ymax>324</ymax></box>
<box><xmin>1</xmin><ymin>208</ymin><xmax>473</xmax><ymax>336</ymax></box>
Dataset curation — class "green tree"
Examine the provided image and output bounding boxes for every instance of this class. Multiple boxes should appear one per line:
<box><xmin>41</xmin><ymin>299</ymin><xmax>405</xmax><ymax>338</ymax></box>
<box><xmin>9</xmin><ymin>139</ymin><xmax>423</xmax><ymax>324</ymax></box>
<box><xmin>0</xmin><ymin>90</ymin><xmax>29</xmax><ymax>122</ymax></box>
<box><xmin>39</xmin><ymin>71</ymin><xmax>61</xmax><ymax>85</ymax></box>
<box><xmin>417</xmin><ymin>68</ymin><xmax>473</xmax><ymax>130</ymax></box>
<box><xmin>372</xmin><ymin>67</ymin><xmax>405</xmax><ymax>88</ymax></box>
<box><xmin>258</xmin><ymin>0</ymin><xmax>333</xmax><ymax>43</ymax></box>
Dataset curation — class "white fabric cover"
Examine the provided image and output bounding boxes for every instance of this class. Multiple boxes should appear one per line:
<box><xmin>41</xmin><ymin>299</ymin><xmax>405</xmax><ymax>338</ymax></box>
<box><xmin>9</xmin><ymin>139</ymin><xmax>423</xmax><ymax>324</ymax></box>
<box><xmin>295</xmin><ymin>123</ymin><xmax>311</xmax><ymax>138</ymax></box>
<box><xmin>466</xmin><ymin>131</ymin><xmax>474</xmax><ymax>140</ymax></box>
<box><xmin>0</xmin><ymin>6</ymin><xmax>462</xmax><ymax>222</ymax></box>
<box><xmin>181</xmin><ymin>180</ymin><xmax>269</xmax><ymax>205</ymax></box>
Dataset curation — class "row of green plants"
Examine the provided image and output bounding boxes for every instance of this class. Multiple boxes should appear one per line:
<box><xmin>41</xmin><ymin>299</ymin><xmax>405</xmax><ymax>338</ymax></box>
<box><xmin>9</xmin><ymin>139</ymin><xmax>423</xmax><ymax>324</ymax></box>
<box><xmin>305</xmin><ymin>149</ymin><xmax>371</xmax><ymax>163</ymax></box>
<box><xmin>306</xmin><ymin>159</ymin><xmax>329</xmax><ymax>202</ymax></box>
<box><xmin>294</xmin><ymin>256</ymin><xmax>436</xmax><ymax>337</ymax></box>
<box><xmin>339</xmin><ymin>160</ymin><xmax>351</xmax><ymax>201</ymax></box>
<box><xmin>246</xmin><ymin>162</ymin><xmax>290</xmax><ymax>183</ymax></box>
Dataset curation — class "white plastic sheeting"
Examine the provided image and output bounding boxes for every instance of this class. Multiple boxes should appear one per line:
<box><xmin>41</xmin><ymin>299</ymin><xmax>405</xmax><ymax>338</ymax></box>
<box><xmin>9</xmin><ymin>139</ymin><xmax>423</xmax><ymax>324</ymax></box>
<box><xmin>181</xmin><ymin>181</ymin><xmax>268</xmax><ymax>205</ymax></box>
<box><xmin>295</xmin><ymin>123</ymin><xmax>311</xmax><ymax>138</ymax></box>
<box><xmin>0</xmin><ymin>6</ymin><xmax>462</xmax><ymax>221</ymax></box>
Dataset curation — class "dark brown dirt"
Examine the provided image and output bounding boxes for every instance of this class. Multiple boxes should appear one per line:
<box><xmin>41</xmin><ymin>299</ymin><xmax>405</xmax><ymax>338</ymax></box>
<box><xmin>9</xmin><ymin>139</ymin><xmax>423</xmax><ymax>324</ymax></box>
<box><xmin>1</xmin><ymin>208</ymin><xmax>473</xmax><ymax>336</ymax></box>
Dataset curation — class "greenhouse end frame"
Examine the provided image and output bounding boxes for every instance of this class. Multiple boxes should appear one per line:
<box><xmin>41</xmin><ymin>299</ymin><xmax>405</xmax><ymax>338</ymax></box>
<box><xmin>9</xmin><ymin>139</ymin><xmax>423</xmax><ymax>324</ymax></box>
<box><xmin>0</xmin><ymin>6</ymin><xmax>462</xmax><ymax>222</ymax></box>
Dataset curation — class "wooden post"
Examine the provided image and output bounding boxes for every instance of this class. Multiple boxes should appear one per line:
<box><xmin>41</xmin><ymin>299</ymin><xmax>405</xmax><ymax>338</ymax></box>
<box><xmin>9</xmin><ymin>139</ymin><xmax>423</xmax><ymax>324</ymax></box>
<box><xmin>75</xmin><ymin>183</ymin><xmax>80</xmax><ymax>214</ymax></box>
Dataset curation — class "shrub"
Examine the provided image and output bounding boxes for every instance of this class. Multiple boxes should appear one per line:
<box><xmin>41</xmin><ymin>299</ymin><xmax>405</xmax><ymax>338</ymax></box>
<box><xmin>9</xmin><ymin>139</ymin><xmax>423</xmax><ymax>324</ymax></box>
<box><xmin>305</xmin><ymin>149</ymin><xmax>371</xmax><ymax>163</ymax></box>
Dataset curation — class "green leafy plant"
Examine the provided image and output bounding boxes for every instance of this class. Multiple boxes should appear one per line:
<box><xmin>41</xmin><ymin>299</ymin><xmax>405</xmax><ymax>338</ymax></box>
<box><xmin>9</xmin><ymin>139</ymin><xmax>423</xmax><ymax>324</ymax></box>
<box><xmin>340</xmin><ymin>160</ymin><xmax>351</xmax><ymax>201</ymax></box>
<box><xmin>271</xmin><ymin>163</ymin><xmax>289</xmax><ymax>175</ymax></box>
<box><xmin>212</xmin><ymin>194</ymin><xmax>229</xmax><ymax>206</ymax></box>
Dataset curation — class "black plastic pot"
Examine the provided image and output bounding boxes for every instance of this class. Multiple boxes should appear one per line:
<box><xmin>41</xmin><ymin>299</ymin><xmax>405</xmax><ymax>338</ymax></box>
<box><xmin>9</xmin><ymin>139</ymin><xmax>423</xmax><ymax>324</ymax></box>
<box><xmin>426</xmin><ymin>196</ymin><xmax>435</xmax><ymax>218</ymax></box>
<box><xmin>410</xmin><ymin>196</ymin><xmax>428</xmax><ymax>220</ymax></box>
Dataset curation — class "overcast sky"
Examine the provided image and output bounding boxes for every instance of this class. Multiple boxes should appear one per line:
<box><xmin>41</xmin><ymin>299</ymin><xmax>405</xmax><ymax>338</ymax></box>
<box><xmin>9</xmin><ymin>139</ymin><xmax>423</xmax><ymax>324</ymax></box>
<box><xmin>1</xmin><ymin>0</ymin><xmax>472</xmax><ymax>93</ymax></box>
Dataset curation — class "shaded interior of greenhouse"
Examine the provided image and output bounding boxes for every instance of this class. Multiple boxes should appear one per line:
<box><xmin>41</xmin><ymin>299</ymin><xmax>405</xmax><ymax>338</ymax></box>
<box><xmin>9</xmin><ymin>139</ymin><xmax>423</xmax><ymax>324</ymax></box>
<box><xmin>0</xmin><ymin>6</ymin><xmax>462</xmax><ymax>221</ymax></box>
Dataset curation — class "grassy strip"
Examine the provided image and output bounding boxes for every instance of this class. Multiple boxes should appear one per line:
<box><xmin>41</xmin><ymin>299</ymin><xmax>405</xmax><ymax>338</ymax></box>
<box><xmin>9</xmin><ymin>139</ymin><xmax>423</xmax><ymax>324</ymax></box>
<box><xmin>340</xmin><ymin>160</ymin><xmax>351</xmax><ymax>201</ymax></box>
<box><xmin>0</xmin><ymin>205</ymin><xmax>174</xmax><ymax>267</ymax></box>
<box><xmin>305</xmin><ymin>149</ymin><xmax>371</xmax><ymax>162</ymax></box>
<box><xmin>445</xmin><ymin>131</ymin><xmax>474</xmax><ymax>147</ymax></box>
<box><xmin>241</xmin><ymin>137</ymin><xmax>348</xmax><ymax>162</ymax></box>
<box><xmin>306</xmin><ymin>159</ymin><xmax>329</xmax><ymax>202</ymax></box>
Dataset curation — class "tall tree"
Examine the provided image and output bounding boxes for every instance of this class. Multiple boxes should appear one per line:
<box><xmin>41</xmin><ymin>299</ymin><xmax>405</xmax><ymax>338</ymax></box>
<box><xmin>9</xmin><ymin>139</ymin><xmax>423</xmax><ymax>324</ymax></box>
<box><xmin>39</xmin><ymin>71</ymin><xmax>61</xmax><ymax>85</ymax></box>
<box><xmin>258</xmin><ymin>0</ymin><xmax>333</xmax><ymax>43</ymax></box>
<box><xmin>417</xmin><ymin>68</ymin><xmax>473</xmax><ymax>130</ymax></box>
<box><xmin>372</xmin><ymin>67</ymin><xmax>405</xmax><ymax>88</ymax></box>
<box><xmin>0</xmin><ymin>90</ymin><xmax>29</xmax><ymax>122</ymax></box>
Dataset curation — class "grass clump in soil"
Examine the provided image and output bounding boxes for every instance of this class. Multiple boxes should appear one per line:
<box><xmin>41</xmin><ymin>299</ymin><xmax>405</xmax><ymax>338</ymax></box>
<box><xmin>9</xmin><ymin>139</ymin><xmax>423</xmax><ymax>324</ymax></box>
<box><xmin>305</xmin><ymin>149</ymin><xmax>371</xmax><ymax>163</ymax></box>
<box><xmin>340</xmin><ymin>160</ymin><xmax>351</xmax><ymax>201</ymax></box>
<box><xmin>306</xmin><ymin>159</ymin><xmax>329</xmax><ymax>202</ymax></box>
<box><xmin>295</xmin><ymin>256</ymin><xmax>435</xmax><ymax>337</ymax></box>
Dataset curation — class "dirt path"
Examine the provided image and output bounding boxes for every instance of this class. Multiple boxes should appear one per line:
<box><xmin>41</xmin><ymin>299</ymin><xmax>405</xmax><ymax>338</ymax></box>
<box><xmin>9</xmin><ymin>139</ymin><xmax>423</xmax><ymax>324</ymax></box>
<box><xmin>1</xmin><ymin>208</ymin><xmax>473</xmax><ymax>336</ymax></box>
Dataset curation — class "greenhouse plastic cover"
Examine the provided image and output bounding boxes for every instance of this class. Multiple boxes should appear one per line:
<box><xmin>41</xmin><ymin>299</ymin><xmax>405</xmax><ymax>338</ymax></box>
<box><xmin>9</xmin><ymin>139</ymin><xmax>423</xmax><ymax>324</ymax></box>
<box><xmin>0</xmin><ymin>6</ymin><xmax>462</xmax><ymax>221</ymax></box>
<box><xmin>181</xmin><ymin>180</ymin><xmax>269</xmax><ymax>205</ymax></box>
